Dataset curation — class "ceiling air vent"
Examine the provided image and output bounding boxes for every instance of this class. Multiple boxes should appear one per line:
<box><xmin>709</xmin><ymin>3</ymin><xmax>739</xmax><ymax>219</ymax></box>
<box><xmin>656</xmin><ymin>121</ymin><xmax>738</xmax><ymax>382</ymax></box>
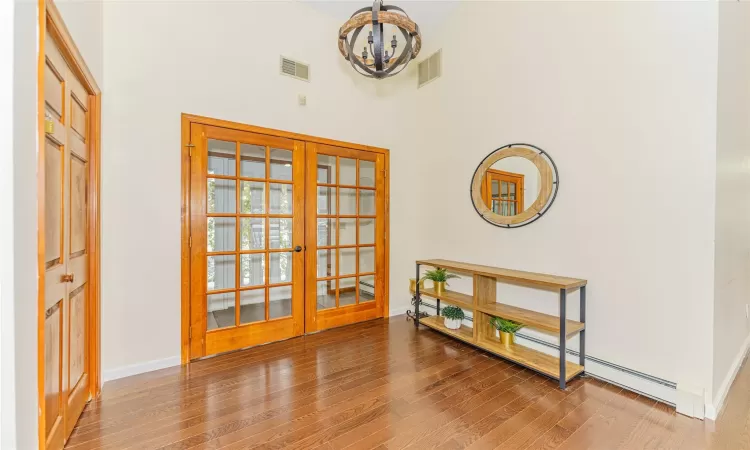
<box><xmin>280</xmin><ymin>56</ymin><xmax>310</xmax><ymax>82</ymax></box>
<box><xmin>417</xmin><ymin>49</ymin><xmax>441</xmax><ymax>88</ymax></box>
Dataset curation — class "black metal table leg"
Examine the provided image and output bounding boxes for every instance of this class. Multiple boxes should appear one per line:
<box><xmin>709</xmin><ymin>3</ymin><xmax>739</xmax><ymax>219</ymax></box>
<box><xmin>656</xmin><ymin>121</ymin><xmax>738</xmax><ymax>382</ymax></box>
<box><xmin>579</xmin><ymin>285</ymin><xmax>586</xmax><ymax>369</ymax></box>
<box><xmin>414</xmin><ymin>263</ymin><xmax>421</xmax><ymax>328</ymax></box>
<box><xmin>559</xmin><ymin>288</ymin><xmax>567</xmax><ymax>389</ymax></box>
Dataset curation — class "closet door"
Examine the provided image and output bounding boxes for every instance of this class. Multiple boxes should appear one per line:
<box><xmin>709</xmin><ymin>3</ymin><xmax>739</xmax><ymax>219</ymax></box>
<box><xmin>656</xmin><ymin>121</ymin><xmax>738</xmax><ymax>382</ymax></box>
<box><xmin>43</xmin><ymin>30</ymin><xmax>92</xmax><ymax>449</ymax></box>
<box><xmin>188</xmin><ymin>124</ymin><xmax>305</xmax><ymax>358</ymax></box>
<box><xmin>305</xmin><ymin>143</ymin><xmax>387</xmax><ymax>332</ymax></box>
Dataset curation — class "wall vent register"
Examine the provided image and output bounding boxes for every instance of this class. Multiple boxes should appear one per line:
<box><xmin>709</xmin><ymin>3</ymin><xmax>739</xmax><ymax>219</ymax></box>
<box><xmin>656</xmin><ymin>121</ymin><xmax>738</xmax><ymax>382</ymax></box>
<box><xmin>280</xmin><ymin>56</ymin><xmax>310</xmax><ymax>82</ymax></box>
<box><xmin>418</xmin><ymin>49</ymin><xmax>442</xmax><ymax>88</ymax></box>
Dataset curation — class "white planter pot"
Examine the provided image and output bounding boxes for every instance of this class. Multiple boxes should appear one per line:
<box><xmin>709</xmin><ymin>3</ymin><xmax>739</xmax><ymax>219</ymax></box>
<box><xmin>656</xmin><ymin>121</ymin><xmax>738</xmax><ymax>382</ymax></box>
<box><xmin>444</xmin><ymin>317</ymin><xmax>462</xmax><ymax>330</ymax></box>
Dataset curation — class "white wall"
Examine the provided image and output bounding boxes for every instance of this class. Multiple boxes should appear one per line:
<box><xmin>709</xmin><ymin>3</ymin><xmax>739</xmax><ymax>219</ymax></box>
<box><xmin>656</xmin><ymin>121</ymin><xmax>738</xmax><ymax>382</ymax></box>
<box><xmin>7</xmin><ymin>0</ymin><xmax>41</xmax><ymax>448</ymax></box>
<box><xmin>100</xmin><ymin>0</ymin><xmax>421</xmax><ymax>375</ymax></box>
<box><xmin>711</xmin><ymin>0</ymin><xmax>750</xmax><ymax>415</ymax></box>
<box><xmin>56</xmin><ymin>0</ymin><xmax>104</xmax><ymax>85</ymax></box>
<box><xmin>0</xmin><ymin>0</ymin><xmax>16</xmax><ymax>445</ymax></box>
<box><xmin>411</xmin><ymin>1</ymin><xmax>718</xmax><ymax>398</ymax></box>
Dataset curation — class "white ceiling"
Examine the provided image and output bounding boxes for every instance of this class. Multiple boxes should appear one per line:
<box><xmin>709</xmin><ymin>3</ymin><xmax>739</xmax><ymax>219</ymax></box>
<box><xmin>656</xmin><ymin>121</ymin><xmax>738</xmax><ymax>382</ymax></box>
<box><xmin>301</xmin><ymin>1</ymin><xmax>460</xmax><ymax>31</ymax></box>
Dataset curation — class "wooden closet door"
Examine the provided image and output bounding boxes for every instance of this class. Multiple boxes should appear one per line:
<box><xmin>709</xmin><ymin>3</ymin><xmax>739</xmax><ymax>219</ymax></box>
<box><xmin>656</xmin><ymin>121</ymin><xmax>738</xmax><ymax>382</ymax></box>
<box><xmin>188</xmin><ymin>124</ymin><xmax>306</xmax><ymax>358</ymax></box>
<box><xmin>43</xmin><ymin>30</ymin><xmax>91</xmax><ymax>449</ymax></box>
<box><xmin>304</xmin><ymin>143</ymin><xmax>387</xmax><ymax>332</ymax></box>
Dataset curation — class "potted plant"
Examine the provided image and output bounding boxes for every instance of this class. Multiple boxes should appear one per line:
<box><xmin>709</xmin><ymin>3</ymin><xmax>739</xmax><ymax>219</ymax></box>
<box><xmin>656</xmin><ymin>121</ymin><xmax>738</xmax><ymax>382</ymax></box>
<box><xmin>489</xmin><ymin>316</ymin><xmax>525</xmax><ymax>348</ymax></box>
<box><xmin>409</xmin><ymin>278</ymin><xmax>425</xmax><ymax>293</ymax></box>
<box><xmin>420</xmin><ymin>268</ymin><xmax>460</xmax><ymax>295</ymax></box>
<box><xmin>441</xmin><ymin>306</ymin><xmax>465</xmax><ymax>330</ymax></box>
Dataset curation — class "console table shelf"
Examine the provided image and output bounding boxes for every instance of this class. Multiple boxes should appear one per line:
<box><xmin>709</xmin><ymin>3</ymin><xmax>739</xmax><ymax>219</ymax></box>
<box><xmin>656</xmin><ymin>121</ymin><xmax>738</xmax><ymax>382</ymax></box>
<box><xmin>475</xmin><ymin>303</ymin><xmax>585</xmax><ymax>338</ymax></box>
<box><xmin>412</xmin><ymin>288</ymin><xmax>474</xmax><ymax>310</ymax></box>
<box><xmin>414</xmin><ymin>259</ymin><xmax>587</xmax><ymax>389</ymax></box>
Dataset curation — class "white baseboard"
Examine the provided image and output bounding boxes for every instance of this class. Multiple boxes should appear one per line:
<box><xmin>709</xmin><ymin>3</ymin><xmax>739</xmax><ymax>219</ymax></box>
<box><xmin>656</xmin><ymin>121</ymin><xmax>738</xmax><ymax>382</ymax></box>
<box><xmin>102</xmin><ymin>356</ymin><xmax>180</xmax><ymax>384</ymax></box>
<box><xmin>705</xmin><ymin>331</ymin><xmax>750</xmax><ymax>420</ymax></box>
<box><xmin>105</xmin><ymin>312</ymin><xmax>412</xmax><ymax>385</ymax></box>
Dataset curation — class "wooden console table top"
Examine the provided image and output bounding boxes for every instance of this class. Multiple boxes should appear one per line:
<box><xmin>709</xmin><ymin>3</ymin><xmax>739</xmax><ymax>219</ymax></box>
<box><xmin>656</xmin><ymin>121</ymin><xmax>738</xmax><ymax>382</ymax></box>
<box><xmin>417</xmin><ymin>259</ymin><xmax>587</xmax><ymax>290</ymax></box>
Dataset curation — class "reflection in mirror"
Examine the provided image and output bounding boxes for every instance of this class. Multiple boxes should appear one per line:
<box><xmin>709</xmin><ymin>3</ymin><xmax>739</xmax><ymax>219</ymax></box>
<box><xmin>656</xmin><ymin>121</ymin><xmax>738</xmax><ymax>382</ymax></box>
<box><xmin>483</xmin><ymin>157</ymin><xmax>541</xmax><ymax>217</ymax></box>
<box><xmin>316</xmin><ymin>280</ymin><xmax>336</xmax><ymax>310</ymax></box>
<box><xmin>470</xmin><ymin>144</ymin><xmax>559</xmax><ymax>228</ymax></box>
<box><xmin>339</xmin><ymin>277</ymin><xmax>357</xmax><ymax>306</ymax></box>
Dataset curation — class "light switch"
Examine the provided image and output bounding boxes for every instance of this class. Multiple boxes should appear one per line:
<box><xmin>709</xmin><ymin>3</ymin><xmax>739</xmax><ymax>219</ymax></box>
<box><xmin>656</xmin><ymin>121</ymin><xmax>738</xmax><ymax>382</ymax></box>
<box><xmin>298</xmin><ymin>94</ymin><xmax>307</xmax><ymax>106</ymax></box>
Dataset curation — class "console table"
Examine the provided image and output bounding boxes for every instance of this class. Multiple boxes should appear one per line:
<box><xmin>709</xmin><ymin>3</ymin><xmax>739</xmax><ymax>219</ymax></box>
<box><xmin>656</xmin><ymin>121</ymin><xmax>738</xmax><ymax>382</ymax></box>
<box><xmin>413</xmin><ymin>259</ymin><xmax>587</xmax><ymax>389</ymax></box>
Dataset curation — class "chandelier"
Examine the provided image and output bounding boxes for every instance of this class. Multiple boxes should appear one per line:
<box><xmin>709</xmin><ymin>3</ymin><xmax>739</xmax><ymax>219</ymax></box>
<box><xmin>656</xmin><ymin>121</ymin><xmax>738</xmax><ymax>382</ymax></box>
<box><xmin>338</xmin><ymin>0</ymin><xmax>422</xmax><ymax>79</ymax></box>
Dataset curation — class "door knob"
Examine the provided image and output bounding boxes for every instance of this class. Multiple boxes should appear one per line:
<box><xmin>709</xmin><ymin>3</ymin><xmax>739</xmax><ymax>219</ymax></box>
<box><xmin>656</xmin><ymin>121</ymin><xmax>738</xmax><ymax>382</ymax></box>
<box><xmin>294</xmin><ymin>246</ymin><xmax>302</xmax><ymax>252</ymax></box>
<box><xmin>61</xmin><ymin>274</ymin><xmax>74</xmax><ymax>283</ymax></box>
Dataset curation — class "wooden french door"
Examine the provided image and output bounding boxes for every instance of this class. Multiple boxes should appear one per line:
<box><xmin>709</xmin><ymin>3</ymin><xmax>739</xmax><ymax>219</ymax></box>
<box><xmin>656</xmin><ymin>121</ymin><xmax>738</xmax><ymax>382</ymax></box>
<box><xmin>184</xmin><ymin>117</ymin><xmax>388</xmax><ymax>359</ymax></box>
<box><xmin>42</xmin><ymin>26</ymin><xmax>97</xmax><ymax>450</ymax></box>
<box><xmin>304</xmin><ymin>143</ymin><xmax>387</xmax><ymax>332</ymax></box>
<box><xmin>188</xmin><ymin>124</ymin><xmax>306</xmax><ymax>358</ymax></box>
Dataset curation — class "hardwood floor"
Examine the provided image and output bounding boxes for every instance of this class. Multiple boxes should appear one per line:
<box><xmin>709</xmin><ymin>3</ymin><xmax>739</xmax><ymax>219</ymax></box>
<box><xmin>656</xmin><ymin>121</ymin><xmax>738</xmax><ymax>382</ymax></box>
<box><xmin>67</xmin><ymin>315</ymin><xmax>747</xmax><ymax>449</ymax></box>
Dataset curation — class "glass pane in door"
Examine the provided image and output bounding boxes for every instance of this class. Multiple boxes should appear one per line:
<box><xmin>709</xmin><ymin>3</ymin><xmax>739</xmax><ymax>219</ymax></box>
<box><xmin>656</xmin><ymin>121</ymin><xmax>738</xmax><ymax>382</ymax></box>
<box><xmin>269</xmin><ymin>286</ymin><xmax>292</xmax><ymax>319</ymax></box>
<box><xmin>208</xmin><ymin>179</ymin><xmax>236</xmax><ymax>213</ymax></box>
<box><xmin>340</xmin><ymin>158</ymin><xmax>356</xmax><ymax>185</ymax></box>
<box><xmin>316</xmin><ymin>280</ymin><xmax>335</xmax><ymax>310</ymax></box>
<box><xmin>339</xmin><ymin>278</ymin><xmax>356</xmax><ymax>306</ymax></box>
<box><xmin>359</xmin><ymin>275</ymin><xmax>376</xmax><ymax>302</ymax></box>
<box><xmin>314</xmin><ymin>152</ymin><xmax>380</xmax><ymax>313</ymax></box>
<box><xmin>270</xmin><ymin>148</ymin><xmax>293</xmax><ymax>180</ymax></box>
<box><xmin>359</xmin><ymin>160</ymin><xmax>375</xmax><ymax>187</ymax></box>
<box><xmin>317</xmin><ymin>154</ymin><xmax>336</xmax><ymax>184</ymax></box>
<box><xmin>207</xmin><ymin>292</ymin><xmax>236</xmax><ymax>330</ymax></box>
<box><xmin>240</xmin><ymin>144</ymin><xmax>265</xmax><ymax>178</ymax></box>
<box><xmin>208</xmin><ymin>140</ymin><xmax>236</xmax><ymax>176</ymax></box>
<box><xmin>239</xmin><ymin>289</ymin><xmax>265</xmax><ymax>324</ymax></box>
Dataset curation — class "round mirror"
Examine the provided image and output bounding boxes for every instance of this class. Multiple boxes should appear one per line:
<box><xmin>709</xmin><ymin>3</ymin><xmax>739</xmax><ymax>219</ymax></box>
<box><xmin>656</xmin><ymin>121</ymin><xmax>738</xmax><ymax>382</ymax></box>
<box><xmin>470</xmin><ymin>144</ymin><xmax>559</xmax><ymax>228</ymax></box>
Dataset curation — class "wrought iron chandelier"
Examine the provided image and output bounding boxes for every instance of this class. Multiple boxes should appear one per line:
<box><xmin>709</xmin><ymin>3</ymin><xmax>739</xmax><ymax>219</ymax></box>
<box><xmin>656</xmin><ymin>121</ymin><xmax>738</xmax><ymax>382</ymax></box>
<box><xmin>338</xmin><ymin>0</ymin><xmax>422</xmax><ymax>79</ymax></box>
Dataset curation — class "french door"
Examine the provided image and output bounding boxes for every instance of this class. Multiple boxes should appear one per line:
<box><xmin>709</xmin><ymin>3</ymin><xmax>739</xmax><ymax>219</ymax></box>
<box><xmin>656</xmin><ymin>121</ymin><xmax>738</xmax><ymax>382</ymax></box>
<box><xmin>185</xmin><ymin>117</ymin><xmax>388</xmax><ymax>359</ymax></box>
<box><xmin>189</xmin><ymin>125</ymin><xmax>306</xmax><ymax>357</ymax></box>
<box><xmin>304</xmin><ymin>143</ymin><xmax>387</xmax><ymax>332</ymax></box>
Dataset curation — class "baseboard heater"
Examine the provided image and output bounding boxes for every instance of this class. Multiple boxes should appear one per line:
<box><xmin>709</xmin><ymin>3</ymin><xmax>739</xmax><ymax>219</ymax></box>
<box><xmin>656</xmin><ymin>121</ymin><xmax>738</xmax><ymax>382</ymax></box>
<box><xmin>411</xmin><ymin>298</ymin><xmax>677</xmax><ymax>406</ymax></box>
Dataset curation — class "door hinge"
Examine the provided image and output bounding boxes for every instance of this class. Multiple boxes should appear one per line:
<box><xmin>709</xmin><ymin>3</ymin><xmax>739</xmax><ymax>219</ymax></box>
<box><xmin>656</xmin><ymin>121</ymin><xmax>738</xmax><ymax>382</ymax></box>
<box><xmin>186</xmin><ymin>143</ymin><xmax>195</xmax><ymax>157</ymax></box>
<box><xmin>189</xmin><ymin>326</ymin><xmax>192</xmax><ymax>339</ymax></box>
<box><xmin>189</xmin><ymin>236</ymin><xmax>192</xmax><ymax>248</ymax></box>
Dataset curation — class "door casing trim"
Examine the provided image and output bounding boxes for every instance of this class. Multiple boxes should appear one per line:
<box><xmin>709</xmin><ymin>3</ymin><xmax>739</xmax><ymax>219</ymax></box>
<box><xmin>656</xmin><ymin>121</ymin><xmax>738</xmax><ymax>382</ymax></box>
<box><xmin>37</xmin><ymin>0</ymin><xmax>102</xmax><ymax>448</ymax></box>
<box><xmin>180</xmin><ymin>113</ymin><xmax>390</xmax><ymax>364</ymax></box>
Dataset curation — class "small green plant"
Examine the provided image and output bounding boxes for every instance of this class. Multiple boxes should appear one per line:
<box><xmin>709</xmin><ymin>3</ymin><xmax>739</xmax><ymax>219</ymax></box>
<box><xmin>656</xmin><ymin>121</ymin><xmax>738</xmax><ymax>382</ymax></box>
<box><xmin>489</xmin><ymin>316</ymin><xmax>525</xmax><ymax>333</ymax></box>
<box><xmin>420</xmin><ymin>268</ymin><xmax>460</xmax><ymax>285</ymax></box>
<box><xmin>441</xmin><ymin>306</ymin><xmax>465</xmax><ymax>321</ymax></box>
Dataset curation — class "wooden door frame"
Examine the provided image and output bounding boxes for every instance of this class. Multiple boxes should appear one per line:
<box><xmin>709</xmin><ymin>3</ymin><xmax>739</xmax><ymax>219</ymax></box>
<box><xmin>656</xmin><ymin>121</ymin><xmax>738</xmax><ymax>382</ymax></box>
<box><xmin>180</xmin><ymin>113</ymin><xmax>390</xmax><ymax>364</ymax></box>
<box><xmin>37</xmin><ymin>0</ymin><xmax>102</xmax><ymax>448</ymax></box>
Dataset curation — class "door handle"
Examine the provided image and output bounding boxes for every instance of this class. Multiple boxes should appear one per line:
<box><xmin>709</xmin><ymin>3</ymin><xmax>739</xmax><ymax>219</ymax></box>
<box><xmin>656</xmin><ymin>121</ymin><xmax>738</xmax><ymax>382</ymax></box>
<box><xmin>294</xmin><ymin>246</ymin><xmax>303</xmax><ymax>252</ymax></box>
<box><xmin>61</xmin><ymin>274</ymin><xmax>75</xmax><ymax>283</ymax></box>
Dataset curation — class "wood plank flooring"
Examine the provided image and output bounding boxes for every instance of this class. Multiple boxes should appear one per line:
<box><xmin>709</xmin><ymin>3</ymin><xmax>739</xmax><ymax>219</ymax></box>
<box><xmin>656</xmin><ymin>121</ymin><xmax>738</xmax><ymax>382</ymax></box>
<box><xmin>67</xmin><ymin>315</ymin><xmax>748</xmax><ymax>449</ymax></box>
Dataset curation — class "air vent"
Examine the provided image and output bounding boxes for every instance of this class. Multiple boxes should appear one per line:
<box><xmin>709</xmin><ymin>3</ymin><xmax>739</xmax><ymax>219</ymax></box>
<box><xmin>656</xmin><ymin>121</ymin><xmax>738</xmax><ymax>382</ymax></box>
<box><xmin>417</xmin><ymin>49</ymin><xmax>441</xmax><ymax>88</ymax></box>
<box><xmin>280</xmin><ymin>56</ymin><xmax>310</xmax><ymax>82</ymax></box>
